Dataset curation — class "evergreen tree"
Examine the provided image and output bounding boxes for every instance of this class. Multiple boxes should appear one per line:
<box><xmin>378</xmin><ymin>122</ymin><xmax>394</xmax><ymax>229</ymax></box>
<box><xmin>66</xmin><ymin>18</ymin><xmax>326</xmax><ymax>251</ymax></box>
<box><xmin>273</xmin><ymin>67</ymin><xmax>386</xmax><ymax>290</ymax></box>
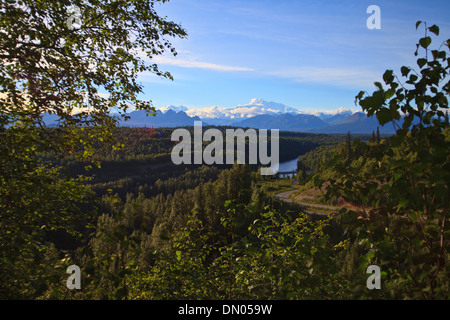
<box><xmin>345</xmin><ymin>132</ymin><xmax>352</xmax><ymax>160</ymax></box>
<box><xmin>370</xmin><ymin>130</ymin><xmax>376</xmax><ymax>143</ymax></box>
<box><xmin>376</xmin><ymin>126</ymin><xmax>381</xmax><ymax>144</ymax></box>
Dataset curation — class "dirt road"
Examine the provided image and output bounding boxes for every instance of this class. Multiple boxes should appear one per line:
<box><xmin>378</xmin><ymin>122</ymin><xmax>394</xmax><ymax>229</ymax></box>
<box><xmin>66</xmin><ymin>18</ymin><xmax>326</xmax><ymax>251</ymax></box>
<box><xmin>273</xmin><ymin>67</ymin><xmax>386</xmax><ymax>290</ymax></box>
<box><xmin>274</xmin><ymin>189</ymin><xmax>341</xmax><ymax>215</ymax></box>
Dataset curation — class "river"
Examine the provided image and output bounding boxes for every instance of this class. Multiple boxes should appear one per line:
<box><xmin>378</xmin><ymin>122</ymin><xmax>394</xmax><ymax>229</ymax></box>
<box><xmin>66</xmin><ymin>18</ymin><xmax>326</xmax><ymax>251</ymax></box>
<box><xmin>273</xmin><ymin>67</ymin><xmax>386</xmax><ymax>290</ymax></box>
<box><xmin>271</xmin><ymin>156</ymin><xmax>299</xmax><ymax>178</ymax></box>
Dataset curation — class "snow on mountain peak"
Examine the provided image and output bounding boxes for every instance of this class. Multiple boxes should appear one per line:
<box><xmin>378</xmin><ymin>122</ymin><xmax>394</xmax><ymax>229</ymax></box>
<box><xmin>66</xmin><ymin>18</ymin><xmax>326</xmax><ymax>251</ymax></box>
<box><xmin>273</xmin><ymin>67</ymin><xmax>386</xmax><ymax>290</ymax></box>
<box><xmin>156</xmin><ymin>99</ymin><xmax>358</xmax><ymax>127</ymax></box>
<box><xmin>158</xmin><ymin>105</ymin><xmax>189</xmax><ymax>113</ymax></box>
<box><xmin>240</xmin><ymin>98</ymin><xmax>299</xmax><ymax>114</ymax></box>
<box><xmin>184</xmin><ymin>98</ymin><xmax>300</xmax><ymax>120</ymax></box>
<box><xmin>248</xmin><ymin>98</ymin><xmax>265</xmax><ymax>105</ymax></box>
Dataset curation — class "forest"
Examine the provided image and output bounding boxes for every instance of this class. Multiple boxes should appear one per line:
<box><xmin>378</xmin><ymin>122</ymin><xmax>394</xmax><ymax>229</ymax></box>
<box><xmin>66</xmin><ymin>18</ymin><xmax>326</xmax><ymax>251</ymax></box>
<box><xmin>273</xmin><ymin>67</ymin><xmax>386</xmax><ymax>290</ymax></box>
<box><xmin>0</xmin><ymin>0</ymin><xmax>449</xmax><ymax>301</ymax></box>
<box><xmin>64</xmin><ymin>127</ymin><xmax>346</xmax><ymax>200</ymax></box>
<box><xmin>2</xmin><ymin>119</ymin><xmax>448</xmax><ymax>299</ymax></box>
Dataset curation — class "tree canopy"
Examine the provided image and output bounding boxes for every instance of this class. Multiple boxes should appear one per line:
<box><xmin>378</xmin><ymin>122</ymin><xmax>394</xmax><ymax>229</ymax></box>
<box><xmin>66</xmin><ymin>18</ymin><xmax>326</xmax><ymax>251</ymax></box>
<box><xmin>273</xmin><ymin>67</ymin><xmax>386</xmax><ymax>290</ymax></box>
<box><xmin>0</xmin><ymin>0</ymin><xmax>186</xmax><ymax>298</ymax></box>
<box><xmin>0</xmin><ymin>0</ymin><xmax>187</xmax><ymax>154</ymax></box>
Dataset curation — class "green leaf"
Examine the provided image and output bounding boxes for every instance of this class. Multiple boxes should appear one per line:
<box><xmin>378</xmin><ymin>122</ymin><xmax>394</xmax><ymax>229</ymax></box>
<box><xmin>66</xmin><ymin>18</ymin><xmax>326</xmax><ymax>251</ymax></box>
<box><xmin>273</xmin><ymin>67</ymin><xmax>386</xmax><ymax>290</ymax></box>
<box><xmin>428</xmin><ymin>25</ymin><xmax>439</xmax><ymax>36</ymax></box>
<box><xmin>415</xmin><ymin>21</ymin><xmax>422</xmax><ymax>30</ymax></box>
<box><xmin>374</xmin><ymin>81</ymin><xmax>383</xmax><ymax>90</ymax></box>
<box><xmin>417</xmin><ymin>58</ymin><xmax>427</xmax><ymax>68</ymax></box>
<box><xmin>400</xmin><ymin>66</ymin><xmax>411</xmax><ymax>77</ymax></box>
<box><xmin>407</xmin><ymin>74</ymin><xmax>418</xmax><ymax>84</ymax></box>
<box><xmin>354</xmin><ymin>91</ymin><xmax>365</xmax><ymax>105</ymax></box>
<box><xmin>376</xmin><ymin>108</ymin><xmax>392</xmax><ymax>126</ymax></box>
<box><xmin>408</xmin><ymin>212</ymin><xmax>417</xmax><ymax>222</ymax></box>
<box><xmin>393</xmin><ymin>171</ymin><xmax>403</xmax><ymax>182</ymax></box>
<box><xmin>176</xmin><ymin>250</ymin><xmax>182</xmax><ymax>261</ymax></box>
<box><xmin>385</xmin><ymin>88</ymin><xmax>395</xmax><ymax>100</ymax></box>
<box><xmin>383</xmin><ymin>70</ymin><xmax>394</xmax><ymax>85</ymax></box>
<box><xmin>397</xmin><ymin>200</ymin><xmax>410</xmax><ymax>212</ymax></box>
<box><xmin>419</xmin><ymin>36</ymin><xmax>432</xmax><ymax>49</ymax></box>
<box><xmin>431</xmin><ymin>50</ymin><xmax>439</xmax><ymax>61</ymax></box>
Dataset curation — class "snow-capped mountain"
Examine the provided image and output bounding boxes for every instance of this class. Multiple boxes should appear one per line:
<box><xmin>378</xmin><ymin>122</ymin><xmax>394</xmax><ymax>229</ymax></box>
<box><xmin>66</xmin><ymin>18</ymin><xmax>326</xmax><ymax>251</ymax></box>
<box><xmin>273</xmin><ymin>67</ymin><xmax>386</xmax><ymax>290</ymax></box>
<box><xmin>113</xmin><ymin>98</ymin><xmax>393</xmax><ymax>133</ymax></box>
<box><xmin>42</xmin><ymin>98</ymin><xmax>395</xmax><ymax>133</ymax></box>
<box><xmin>158</xmin><ymin>105</ymin><xmax>189</xmax><ymax>113</ymax></box>
<box><xmin>313</xmin><ymin>108</ymin><xmax>355</xmax><ymax>124</ymax></box>
<box><xmin>235</xmin><ymin>98</ymin><xmax>300</xmax><ymax>115</ymax></box>
<box><xmin>185</xmin><ymin>98</ymin><xmax>300</xmax><ymax>121</ymax></box>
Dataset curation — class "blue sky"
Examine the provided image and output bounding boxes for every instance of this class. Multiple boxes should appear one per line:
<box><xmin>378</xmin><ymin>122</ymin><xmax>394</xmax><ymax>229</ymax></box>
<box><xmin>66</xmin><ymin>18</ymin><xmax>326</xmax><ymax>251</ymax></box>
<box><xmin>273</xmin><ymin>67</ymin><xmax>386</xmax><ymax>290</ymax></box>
<box><xmin>137</xmin><ymin>0</ymin><xmax>450</xmax><ymax>113</ymax></box>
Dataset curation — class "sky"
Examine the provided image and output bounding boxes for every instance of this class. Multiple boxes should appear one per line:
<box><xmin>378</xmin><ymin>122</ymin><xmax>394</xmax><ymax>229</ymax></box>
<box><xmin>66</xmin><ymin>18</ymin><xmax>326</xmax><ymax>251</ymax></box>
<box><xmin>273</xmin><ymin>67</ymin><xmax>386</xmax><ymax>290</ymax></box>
<box><xmin>136</xmin><ymin>0</ymin><xmax>450</xmax><ymax>113</ymax></box>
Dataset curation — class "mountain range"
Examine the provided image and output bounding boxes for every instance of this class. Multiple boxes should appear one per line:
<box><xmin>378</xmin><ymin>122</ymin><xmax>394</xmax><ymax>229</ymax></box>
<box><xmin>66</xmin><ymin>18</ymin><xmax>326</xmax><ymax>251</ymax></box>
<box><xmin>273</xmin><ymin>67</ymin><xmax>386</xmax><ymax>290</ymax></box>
<box><xmin>118</xmin><ymin>109</ymin><xmax>202</xmax><ymax>128</ymax></box>
<box><xmin>42</xmin><ymin>98</ymin><xmax>397</xmax><ymax>134</ymax></box>
<box><xmin>117</xmin><ymin>98</ymin><xmax>396</xmax><ymax>134</ymax></box>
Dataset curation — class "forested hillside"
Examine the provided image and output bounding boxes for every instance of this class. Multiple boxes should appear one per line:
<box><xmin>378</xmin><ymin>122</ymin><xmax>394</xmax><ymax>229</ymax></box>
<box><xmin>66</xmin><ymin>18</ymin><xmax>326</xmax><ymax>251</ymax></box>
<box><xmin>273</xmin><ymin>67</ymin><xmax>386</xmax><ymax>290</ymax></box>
<box><xmin>0</xmin><ymin>0</ymin><xmax>448</xmax><ymax>302</ymax></box>
<box><xmin>60</xmin><ymin>127</ymin><xmax>345</xmax><ymax>199</ymax></box>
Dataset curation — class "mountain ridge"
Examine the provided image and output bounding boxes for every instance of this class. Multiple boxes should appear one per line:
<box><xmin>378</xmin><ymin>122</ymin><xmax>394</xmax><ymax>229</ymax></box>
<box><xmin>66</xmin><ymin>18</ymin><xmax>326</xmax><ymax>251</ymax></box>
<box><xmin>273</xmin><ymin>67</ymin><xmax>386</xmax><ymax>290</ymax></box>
<box><xmin>42</xmin><ymin>98</ymin><xmax>396</xmax><ymax>134</ymax></box>
<box><xmin>149</xmin><ymin>99</ymin><xmax>392</xmax><ymax>134</ymax></box>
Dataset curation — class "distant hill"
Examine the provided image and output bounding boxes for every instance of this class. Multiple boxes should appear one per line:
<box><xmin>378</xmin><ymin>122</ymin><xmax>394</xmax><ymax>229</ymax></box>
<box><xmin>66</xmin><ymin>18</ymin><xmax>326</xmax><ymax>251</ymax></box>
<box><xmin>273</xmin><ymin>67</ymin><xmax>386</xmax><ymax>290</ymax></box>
<box><xmin>231</xmin><ymin>111</ymin><xmax>396</xmax><ymax>134</ymax></box>
<box><xmin>233</xmin><ymin>113</ymin><xmax>329</xmax><ymax>131</ymax></box>
<box><xmin>41</xmin><ymin>109</ymin><xmax>204</xmax><ymax>128</ymax></box>
<box><xmin>41</xmin><ymin>112</ymin><xmax>61</xmax><ymax>127</ymax></box>
<box><xmin>306</xmin><ymin>112</ymin><xmax>397</xmax><ymax>134</ymax></box>
<box><xmin>316</xmin><ymin>110</ymin><xmax>354</xmax><ymax>124</ymax></box>
<box><xmin>118</xmin><ymin>109</ymin><xmax>204</xmax><ymax>128</ymax></box>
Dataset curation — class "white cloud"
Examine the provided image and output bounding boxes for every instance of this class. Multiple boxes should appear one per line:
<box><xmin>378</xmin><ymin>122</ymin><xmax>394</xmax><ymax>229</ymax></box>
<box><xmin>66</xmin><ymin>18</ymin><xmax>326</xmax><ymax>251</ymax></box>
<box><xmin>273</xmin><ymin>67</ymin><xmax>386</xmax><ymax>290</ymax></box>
<box><xmin>269</xmin><ymin>66</ymin><xmax>382</xmax><ymax>88</ymax></box>
<box><xmin>151</xmin><ymin>55</ymin><xmax>254</xmax><ymax>72</ymax></box>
